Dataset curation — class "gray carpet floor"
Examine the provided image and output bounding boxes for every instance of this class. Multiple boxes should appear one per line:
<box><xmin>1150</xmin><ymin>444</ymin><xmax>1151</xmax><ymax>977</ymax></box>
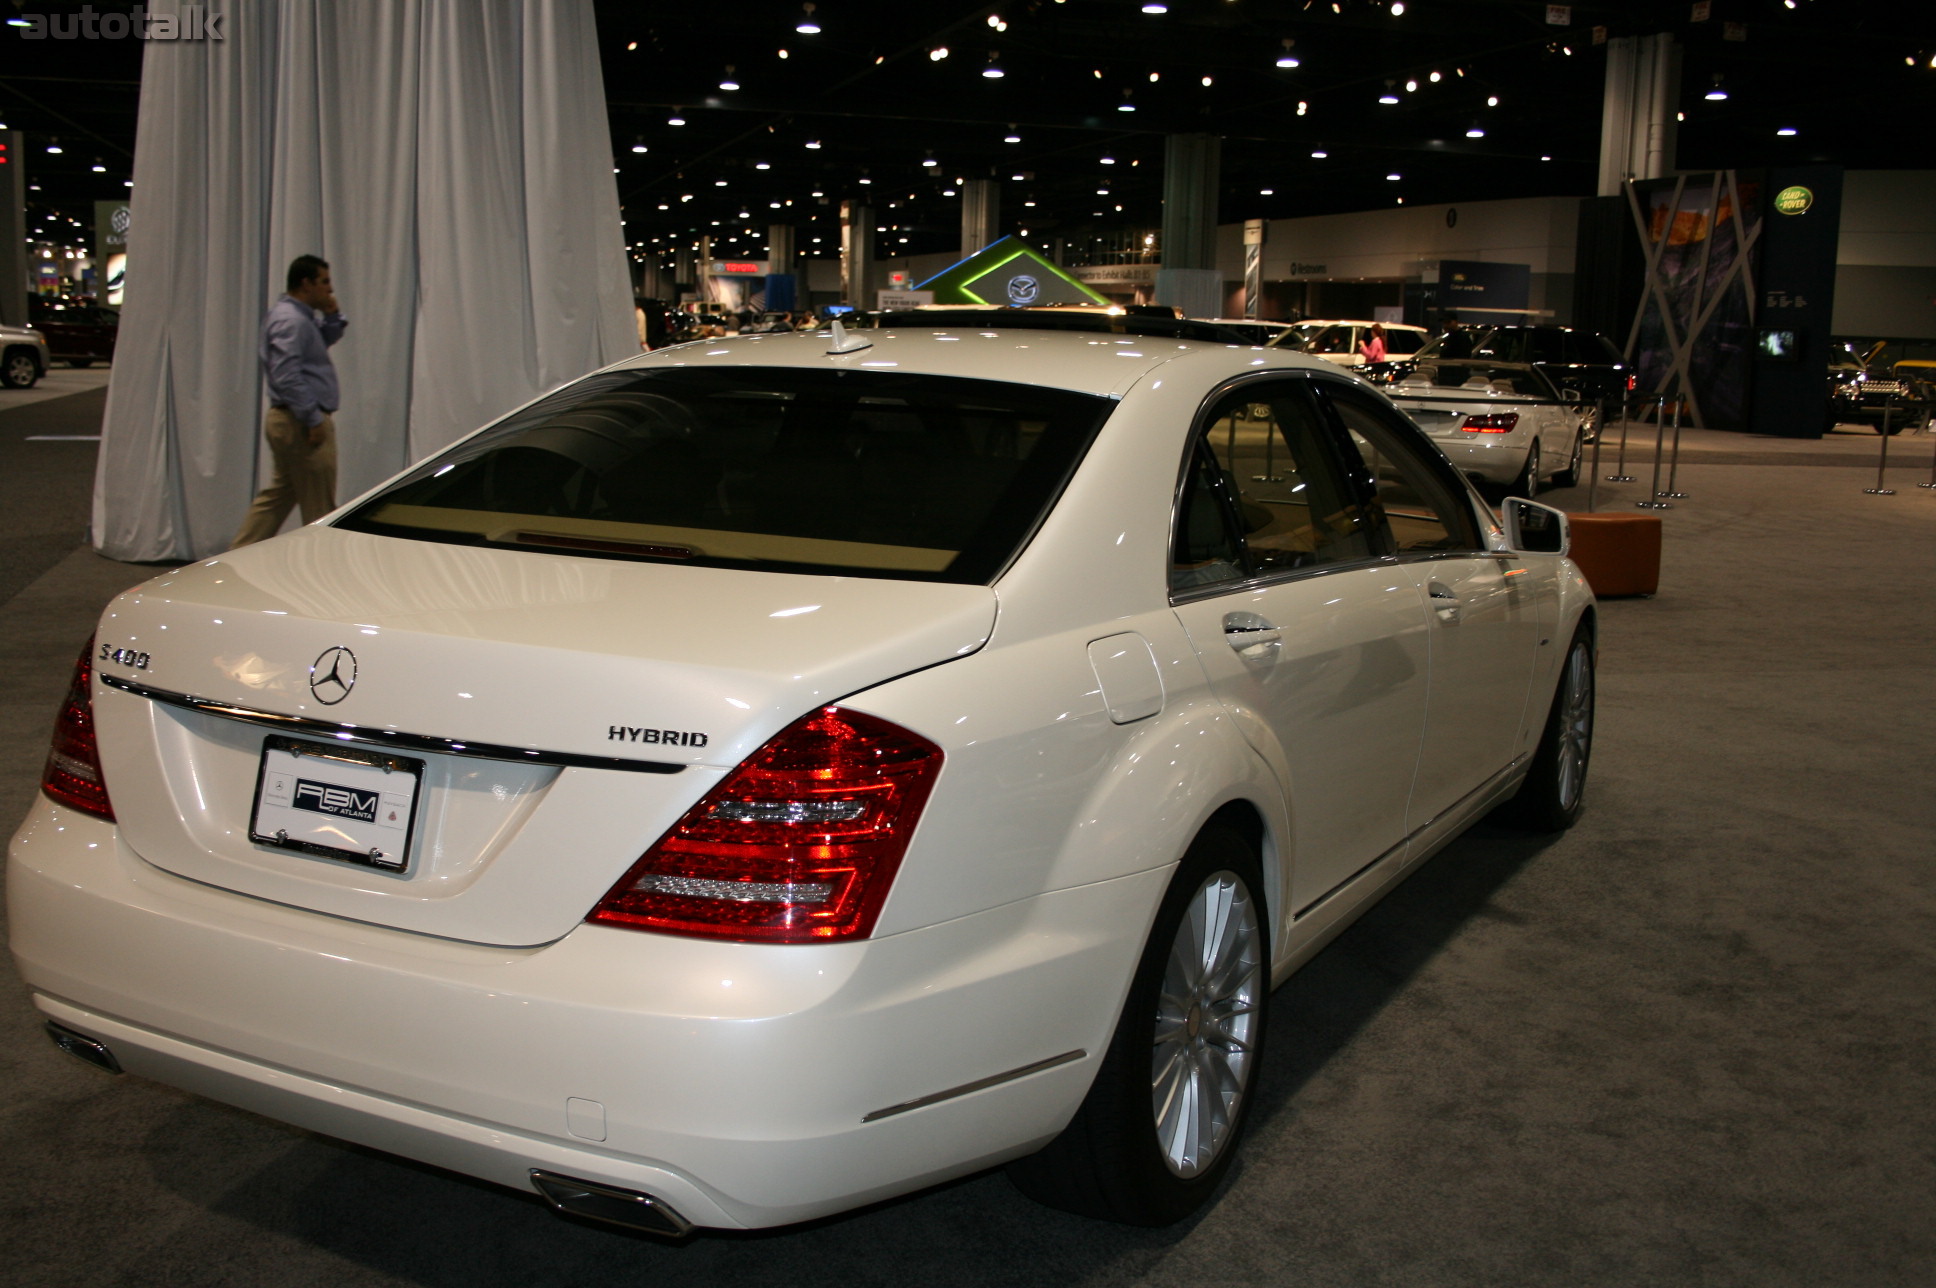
<box><xmin>2</xmin><ymin>392</ymin><xmax>1932</xmax><ymax>1286</ymax></box>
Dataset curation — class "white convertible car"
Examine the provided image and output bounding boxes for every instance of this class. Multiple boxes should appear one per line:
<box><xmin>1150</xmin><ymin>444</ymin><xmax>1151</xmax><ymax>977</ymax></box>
<box><xmin>10</xmin><ymin>325</ymin><xmax>1594</xmax><ymax>1235</ymax></box>
<box><xmin>1386</xmin><ymin>359</ymin><xmax>1589</xmax><ymax>498</ymax></box>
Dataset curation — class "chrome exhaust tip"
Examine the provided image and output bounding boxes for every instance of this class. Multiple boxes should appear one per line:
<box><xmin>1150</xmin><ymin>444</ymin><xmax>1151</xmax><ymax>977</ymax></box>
<box><xmin>529</xmin><ymin>1170</ymin><xmax>693</xmax><ymax>1238</ymax></box>
<box><xmin>45</xmin><ymin>1021</ymin><xmax>122</xmax><ymax>1074</ymax></box>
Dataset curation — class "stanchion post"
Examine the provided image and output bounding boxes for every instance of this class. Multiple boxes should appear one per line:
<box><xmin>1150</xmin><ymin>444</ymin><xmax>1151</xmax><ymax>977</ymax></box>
<box><xmin>1659</xmin><ymin>394</ymin><xmax>1688</xmax><ymax>499</ymax></box>
<box><xmin>1637</xmin><ymin>393</ymin><xmax>1672</xmax><ymax>509</ymax></box>
<box><xmin>1919</xmin><ymin>403</ymin><xmax>1936</xmax><ymax>489</ymax></box>
<box><xmin>1586</xmin><ymin>396</ymin><xmax>1605</xmax><ymax>512</ymax></box>
<box><xmin>1863</xmin><ymin>402</ymin><xmax>1897</xmax><ymax>495</ymax></box>
<box><xmin>1607</xmin><ymin>392</ymin><xmax>1637</xmax><ymax>482</ymax></box>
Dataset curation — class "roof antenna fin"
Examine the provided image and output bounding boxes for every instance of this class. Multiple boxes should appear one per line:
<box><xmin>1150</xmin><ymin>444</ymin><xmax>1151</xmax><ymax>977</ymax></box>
<box><xmin>827</xmin><ymin>318</ymin><xmax>873</xmax><ymax>355</ymax></box>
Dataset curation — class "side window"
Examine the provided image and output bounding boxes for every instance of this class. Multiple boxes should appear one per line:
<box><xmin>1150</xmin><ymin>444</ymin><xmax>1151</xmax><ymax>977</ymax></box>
<box><xmin>1172</xmin><ymin>441</ymin><xmax>1245</xmax><ymax>591</ymax></box>
<box><xmin>1172</xmin><ymin>383</ymin><xmax>1377</xmax><ymax>594</ymax></box>
<box><xmin>1321</xmin><ymin>388</ymin><xmax>1484</xmax><ymax>554</ymax></box>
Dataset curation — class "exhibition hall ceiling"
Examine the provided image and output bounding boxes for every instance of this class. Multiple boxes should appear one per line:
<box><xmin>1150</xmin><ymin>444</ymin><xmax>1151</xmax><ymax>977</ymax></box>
<box><xmin>3</xmin><ymin>0</ymin><xmax>1931</xmax><ymax>269</ymax></box>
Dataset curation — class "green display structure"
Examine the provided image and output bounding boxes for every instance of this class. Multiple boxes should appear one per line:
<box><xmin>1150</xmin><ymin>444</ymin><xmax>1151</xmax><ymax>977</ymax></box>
<box><xmin>915</xmin><ymin>237</ymin><xmax>1109</xmax><ymax>307</ymax></box>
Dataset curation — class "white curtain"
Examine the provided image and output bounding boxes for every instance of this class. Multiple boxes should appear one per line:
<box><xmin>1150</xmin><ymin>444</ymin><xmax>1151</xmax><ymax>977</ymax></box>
<box><xmin>93</xmin><ymin>0</ymin><xmax>636</xmax><ymax>562</ymax></box>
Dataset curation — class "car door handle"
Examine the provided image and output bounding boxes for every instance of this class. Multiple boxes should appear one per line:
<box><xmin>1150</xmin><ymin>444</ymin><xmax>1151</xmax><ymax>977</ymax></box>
<box><xmin>1427</xmin><ymin>583</ymin><xmax>1462</xmax><ymax>623</ymax></box>
<box><xmin>1223</xmin><ymin>612</ymin><xmax>1282</xmax><ymax>653</ymax></box>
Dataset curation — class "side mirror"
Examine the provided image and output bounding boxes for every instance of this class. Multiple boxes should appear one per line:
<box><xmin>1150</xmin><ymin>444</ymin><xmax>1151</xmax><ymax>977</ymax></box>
<box><xmin>1502</xmin><ymin>498</ymin><xmax>1569</xmax><ymax>556</ymax></box>
<box><xmin>1560</xmin><ymin>387</ymin><xmax>1582</xmax><ymax>403</ymax></box>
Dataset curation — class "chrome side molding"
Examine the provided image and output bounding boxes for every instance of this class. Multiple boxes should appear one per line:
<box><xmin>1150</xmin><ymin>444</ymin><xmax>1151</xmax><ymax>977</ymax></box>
<box><xmin>862</xmin><ymin>1049</ymin><xmax>1088</xmax><ymax>1123</ymax></box>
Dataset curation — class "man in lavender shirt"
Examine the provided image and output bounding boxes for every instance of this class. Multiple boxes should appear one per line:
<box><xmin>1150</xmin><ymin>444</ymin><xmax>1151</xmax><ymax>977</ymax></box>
<box><xmin>232</xmin><ymin>255</ymin><xmax>348</xmax><ymax>546</ymax></box>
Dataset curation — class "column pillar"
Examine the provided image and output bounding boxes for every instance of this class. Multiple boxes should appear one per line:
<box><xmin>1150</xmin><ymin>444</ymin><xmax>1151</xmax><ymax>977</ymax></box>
<box><xmin>1597</xmin><ymin>34</ymin><xmax>1680</xmax><ymax>196</ymax></box>
<box><xmin>673</xmin><ymin>244</ymin><xmax>697</xmax><ymax>302</ymax></box>
<box><xmin>1157</xmin><ymin>133</ymin><xmax>1222</xmax><ymax>318</ymax></box>
<box><xmin>841</xmin><ymin>201</ymin><xmax>874</xmax><ymax>308</ymax></box>
<box><xmin>766</xmin><ymin>224</ymin><xmax>797</xmax><ymax>311</ymax></box>
<box><xmin>961</xmin><ymin>179</ymin><xmax>1000</xmax><ymax>255</ymax></box>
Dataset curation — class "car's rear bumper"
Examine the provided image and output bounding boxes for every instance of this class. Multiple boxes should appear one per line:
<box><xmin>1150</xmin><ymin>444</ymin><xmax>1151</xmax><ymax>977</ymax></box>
<box><xmin>9</xmin><ymin>797</ymin><xmax>1161</xmax><ymax>1229</ymax></box>
<box><xmin>1421</xmin><ymin>430</ymin><xmax>1528</xmax><ymax>483</ymax></box>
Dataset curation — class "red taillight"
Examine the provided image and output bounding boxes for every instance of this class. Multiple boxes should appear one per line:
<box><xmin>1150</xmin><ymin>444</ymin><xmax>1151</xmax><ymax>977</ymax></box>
<box><xmin>1626</xmin><ymin>373</ymin><xmax>1637</xmax><ymax>392</ymax></box>
<box><xmin>1460</xmin><ymin>412</ymin><xmax>1519</xmax><ymax>433</ymax></box>
<box><xmin>589</xmin><ymin>706</ymin><xmax>943</xmax><ymax>943</ymax></box>
<box><xmin>42</xmin><ymin>636</ymin><xmax>115</xmax><ymax>820</ymax></box>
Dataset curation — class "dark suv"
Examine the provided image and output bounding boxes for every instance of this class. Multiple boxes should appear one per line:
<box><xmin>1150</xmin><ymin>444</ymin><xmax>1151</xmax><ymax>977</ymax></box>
<box><xmin>1366</xmin><ymin>325</ymin><xmax>1631</xmax><ymax>427</ymax></box>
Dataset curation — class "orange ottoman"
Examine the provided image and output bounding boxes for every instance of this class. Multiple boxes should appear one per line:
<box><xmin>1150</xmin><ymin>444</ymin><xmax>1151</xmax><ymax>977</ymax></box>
<box><xmin>1566</xmin><ymin>512</ymin><xmax>1662</xmax><ymax>597</ymax></box>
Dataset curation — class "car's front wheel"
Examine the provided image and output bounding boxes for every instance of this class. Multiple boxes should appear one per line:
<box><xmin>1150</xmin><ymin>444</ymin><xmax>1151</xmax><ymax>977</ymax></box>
<box><xmin>1008</xmin><ymin>823</ymin><xmax>1268</xmax><ymax>1225</ymax></box>
<box><xmin>1500</xmin><ymin>624</ymin><xmax>1595</xmax><ymax>831</ymax></box>
<box><xmin>2</xmin><ymin>348</ymin><xmax>41</xmax><ymax>389</ymax></box>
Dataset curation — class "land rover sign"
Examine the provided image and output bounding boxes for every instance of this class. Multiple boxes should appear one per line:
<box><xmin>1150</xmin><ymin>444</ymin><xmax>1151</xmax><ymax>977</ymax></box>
<box><xmin>1773</xmin><ymin>185</ymin><xmax>1814</xmax><ymax>216</ymax></box>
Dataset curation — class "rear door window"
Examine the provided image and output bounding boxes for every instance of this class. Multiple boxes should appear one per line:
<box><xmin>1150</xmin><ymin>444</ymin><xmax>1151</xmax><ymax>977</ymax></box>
<box><xmin>1172</xmin><ymin>381</ymin><xmax>1379</xmax><ymax>593</ymax></box>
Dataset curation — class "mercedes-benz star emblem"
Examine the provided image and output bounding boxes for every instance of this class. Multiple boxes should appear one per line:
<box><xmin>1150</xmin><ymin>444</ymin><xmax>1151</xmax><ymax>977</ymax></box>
<box><xmin>308</xmin><ymin>646</ymin><xmax>358</xmax><ymax>705</ymax></box>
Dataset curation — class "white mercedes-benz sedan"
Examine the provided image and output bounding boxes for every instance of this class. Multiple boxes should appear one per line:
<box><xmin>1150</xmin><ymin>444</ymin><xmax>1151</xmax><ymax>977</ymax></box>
<box><xmin>10</xmin><ymin>325</ymin><xmax>1594</xmax><ymax>1235</ymax></box>
<box><xmin>1385</xmin><ymin>358</ymin><xmax>1589</xmax><ymax>498</ymax></box>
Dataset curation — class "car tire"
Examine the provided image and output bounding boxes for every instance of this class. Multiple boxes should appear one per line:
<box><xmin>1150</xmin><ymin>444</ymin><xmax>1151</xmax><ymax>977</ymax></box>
<box><xmin>1008</xmin><ymin>823</ymin><xmax>1269</xmax><ymax>1226</ymax></box>
<box><xmin>3</xmin><ymin>348</ymin><xmax>41</xmax><ymax>389</ymax></box>
<box><xmin>1553</xmin><ymin>430</ymin><xmax>1584</xmax><ymax>488</ymax></box>
<box><xmin>1499</xmin><ymin>625</ymin><xmax>1594</xmax><ymax>832</ymax></box>
<box><xmin>1512</xmin><ymin>440</ymin><xmax>1541</xmax><ymax>498</ymax></box>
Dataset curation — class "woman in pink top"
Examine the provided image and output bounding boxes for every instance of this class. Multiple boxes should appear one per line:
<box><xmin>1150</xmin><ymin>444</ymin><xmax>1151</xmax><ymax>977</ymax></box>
<box><xmin>1359</xmin><ymin>322</ymin><xmax>1387</xmax><ymax>365</ymax></box>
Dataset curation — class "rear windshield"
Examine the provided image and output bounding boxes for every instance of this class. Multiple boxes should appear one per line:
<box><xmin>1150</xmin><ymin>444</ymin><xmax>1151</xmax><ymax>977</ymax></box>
<box><xmin>337</xmin><ymin>366</ymin><xmax>1113</xmax><ymax>584</ymax></box>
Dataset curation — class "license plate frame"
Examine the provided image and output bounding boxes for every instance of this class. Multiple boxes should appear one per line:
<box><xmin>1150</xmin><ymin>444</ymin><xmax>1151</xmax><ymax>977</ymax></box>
<box><xmin>248</xmin><ymin>735</ymin><xmax>424</xmax><ymax>873</ymax></box>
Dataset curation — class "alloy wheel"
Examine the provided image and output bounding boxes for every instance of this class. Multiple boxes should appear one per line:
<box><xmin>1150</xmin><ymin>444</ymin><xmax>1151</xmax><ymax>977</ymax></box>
<box><xmin>1150</xmin><ymin>870</ymin><xmax>1264</xmax><ymax>1178</ymax></box>
<box><xmin>1555</xmin><ymin>642</ymin><xmax>1594</xmax><ymax>811</ymax></box>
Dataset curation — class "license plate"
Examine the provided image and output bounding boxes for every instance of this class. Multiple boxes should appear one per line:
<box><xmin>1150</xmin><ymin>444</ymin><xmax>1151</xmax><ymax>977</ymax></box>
<box><xmin>248</xmin><ymin>736</ymin><xmax>424</xmax><ymax>872</ymax></box>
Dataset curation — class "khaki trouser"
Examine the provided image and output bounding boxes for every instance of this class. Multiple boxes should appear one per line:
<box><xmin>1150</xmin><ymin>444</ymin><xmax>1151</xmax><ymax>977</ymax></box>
<box><xmin>232</xmin><ymin>408</ymin><xmax>337</xmax><ymax>547</ymax></box>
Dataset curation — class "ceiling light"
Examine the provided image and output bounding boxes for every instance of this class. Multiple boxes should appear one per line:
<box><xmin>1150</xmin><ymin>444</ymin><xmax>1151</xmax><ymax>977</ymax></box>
<box><xmin>1011</xmin><ymin>173</ymin><xmax>1025</xmax><ymax>180</ymax></box>
<box><xmin>1487</xmin><ymin>95</ymin><xmax>1500</xmax><ymax>106</ymax></box>
<box><xmin>1706</xmin><ymin>88</ymin><xmax>1728</xmax><ymax>100</ymax></box>
<box><xmin>46</xmin><ymin>143</ymin><xmax>62</xmax><ymax>154</ymax></box>
<box><xmin>1429</xmin><ymin>70</ymin><xmax>1441</xmax><ymax>82</ymax></box>
<box><xmin>625</xmin><ymin>40</ymin><xmax>637</xmax><ymax>51</ymax></box>
<box><xmin>944</xmin><ymin>188</ymin><xmax>957</xmax><ymax>195</ymax></box>
<box><xmin>796</xmin><ymin>3</ymin><xmax>820</xmax><ymax>34</ymax></box>
<box><xmin>1118</xmin><ymin>101</ymin><xmax>1136</xmax><ymax>111</ymax></box>
<box><xmin>1379</xmin><ymin>94</ymin><xmax>1400</xmax><ymax>104</ymax></box>
<box><xmin>1466</xmin><ymin>126</ymin><xmax>1485</xmax><ymax>138</ymax></box>
<box><xmin>1405</xmin><ymin>79</ymin><xmax>1418</xmax><ymax>92</ymax></box>
<box><xmin>91</xmin><ymin>161</ymin><xmax>107</xmax><ymax>172</ymax></box>
<box><xmin>1149</xmin><ymin>72</ymin><xmax>1160</xmax><ymax>82</ymax></box>
<box><xmin>983</xmin><ymin>53</ymin><xmax>1004</xmax><ymax>78</ymax></box>
<box><xmin>755</xmin><ymin>162</ymin><xmax>770</xmax><ymax>170</ymax></box>
<box><xmin>858</xmin><ymin>177</ymin><xmax>872</xmax><ymax>184</ymax></box>
<box><xmin>778</xmin><ymin>48</ymin><xmax>789</xmax><ymax>58</ymax></box>
<box><xmin>1311</xmin><ymin>150</ymin><xmax>1328</xmax><ymax>158</ymax></box>
<box><xmin>1101</xmin><ymin>156</ymin><xmax>1116</xmax><ymax>164</ymax></box>
<box><xmin>669</xmin><ymin>114</ymin><xmax>686</xmax><ymax>125</ymax></box>
<box><xmin>1004</xmin><ymin>131</ymin><xmax>1021</xmax><ymax>143</ymax></box>
<box><xmin>1386</xmin><ymin>172</ymin><xmax>1401</xmax><ymax>180</ymax></box>
<box><xmin>930</xmin><ymin>46</ymin><xmax>948</xmax><ymax>60</ymax></box>
<box><xmin>1142</xmin><ymin>2</ymin><xmax>1168</xmax><ymax>11</ymax></box>
<box><xmin>631</xmin><ymin>143</ymin><xmax>648</xmax><ymax>153</ymax></box>
<box><xmin>1260</xmin><ymin>188</ymin><xmax>1274</xmax><ymax>195</ymax></box>
<box><xmin>719</xmin><ymin>66</ymin><xmax>740</xmax><ymax>90</ymax></box>
<box><xmin>1297</xmin><ymin>100</ymin><xmax>1308</xmax><ymax>115</ymax></box>
<box><xmin>1777</xmin><ymin>127</ymin><xmax>1798</xmax><ymax>136</ymax></box>
<box><xmin>806</xmin><ymin>140</ymin><xmax>822</xmax><ymax>148</ymax></box>
<box><xmin>716</xmin><ymin>179</ymin><xmax>729</xmax><ymax>186</ymax></box>
<box><xmin>1392</xmin><ymin>1</ymin><xmax>1405</xmax><ymax>12</ymax></box>
<box><xmin>1277</xmin><ymin>54</ymin><xmax>1300</xmax><ymax>68</ymax></box>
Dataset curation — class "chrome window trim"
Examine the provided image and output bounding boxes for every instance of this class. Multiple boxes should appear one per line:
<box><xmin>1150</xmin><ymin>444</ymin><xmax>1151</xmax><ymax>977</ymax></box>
<box><xmin>1169</xmin><ymin>553</ymin><xmax>1405</xmax><ymax>607</ymax></box>
<box><xmin>97</xmin><ymin>673</ymin><xmax>686</xmax><ymax>775</ymax></box>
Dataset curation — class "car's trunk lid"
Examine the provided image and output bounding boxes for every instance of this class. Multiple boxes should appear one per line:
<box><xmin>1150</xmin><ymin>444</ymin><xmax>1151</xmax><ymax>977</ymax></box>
<box><xmin>89</xmin><ymin>525</ymin><xmax>994</xmax><ymax>946</ymax></box>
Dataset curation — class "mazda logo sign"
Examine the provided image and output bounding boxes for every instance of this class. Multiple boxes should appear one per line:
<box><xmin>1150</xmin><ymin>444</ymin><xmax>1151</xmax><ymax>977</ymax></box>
<box><xmin>308</xmin><ymin>646</ymin><xmax>358</xmax><ymax>705</ymax></box>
